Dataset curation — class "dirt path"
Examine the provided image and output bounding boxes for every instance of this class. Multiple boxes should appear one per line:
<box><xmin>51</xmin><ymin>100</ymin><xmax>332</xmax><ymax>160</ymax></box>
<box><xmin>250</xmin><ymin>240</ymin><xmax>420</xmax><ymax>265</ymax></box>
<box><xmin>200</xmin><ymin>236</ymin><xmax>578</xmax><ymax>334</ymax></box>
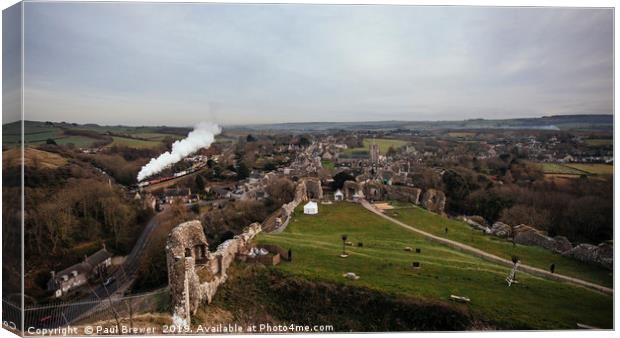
<box><xmin>360</xmin><ymin>200</ymin><xmax>613</xmax><ymax>296</ymax></box>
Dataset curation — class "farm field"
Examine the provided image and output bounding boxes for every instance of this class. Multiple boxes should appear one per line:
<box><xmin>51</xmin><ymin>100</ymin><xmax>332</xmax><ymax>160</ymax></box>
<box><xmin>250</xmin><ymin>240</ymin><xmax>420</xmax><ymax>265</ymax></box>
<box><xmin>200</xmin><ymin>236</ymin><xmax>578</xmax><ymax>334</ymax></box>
<box><xmin>257</xmin><ymin>202</ymin><xmax>612</xmax><ymax>329</ymax></box>
<box><xmin>3</xmin><ymin>121</ymin><xmax>190</xmax><ymax>149</ymax></box>
<box><xmin>539</xmin><ymin>163</ymin><xmax>587</xmax><ymax>175</ymax></box>
<box><xmin>384</xmin><ymin>205</ymin><xmax>612</xmax><ymax>287</ymax></box>
<box><xmin>132</xmin><ymin>132</ymin><xmax>183</xmax><ymax>141</ymax></box>
<box><xmin>107</xmin><ymin>136</ymin><xmax>162</xmax><ymax>149</ymax></box>
<box><xmin>51</xmin><ymin>135</ymin><xmax>101</xmax><ymax>147</ymax></box>
<box><xmin>447</xmin><ymin>131</ymin><xmax>476</xmax><ymax>138</ymax></box>
<box><xmin>564</xmin><ymin>163</ymin><xmax>613</xmax><ymax>175</ymax></box>
<box><xmin>536</xmin><ymin>162</ymin><xmax>613</xmax><ymax>177</ymax></box>
<box><xmin>345</xmin><ymin>138</ymin><xmax>409</xmax><ymax>154</ymax></box>
<box><xmin>584</xmin><ymin>138</ymin><xmax>612</xmax><ymax>147</ymax></box>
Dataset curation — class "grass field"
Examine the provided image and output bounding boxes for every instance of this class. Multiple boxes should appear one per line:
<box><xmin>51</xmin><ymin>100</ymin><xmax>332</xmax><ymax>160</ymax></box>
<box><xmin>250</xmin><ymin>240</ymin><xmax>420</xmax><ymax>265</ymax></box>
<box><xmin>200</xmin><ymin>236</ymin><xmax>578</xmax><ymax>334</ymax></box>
<box><xmin>384</xmin><ymin>205</ymin><xmax>612</xmax><ymax>287</ymax></box>
<box><xmin>258</xmin><ymin>202</ymin><xmax>612</xmax><ymax>329</ymax></box>
<box><xmin>447</xmin><ymin>132</ymin><xmax>476</xmax><ymax>138</ymax></box>
<box><xmin>321</xmin><ymin>159</ymin><xmax>335</xmax><ymax>169</ymax></box>
<box><xmin>3</xmin><ymin>121</ymin><xmax>188</xmax><ymax>149</ymax></box>
<box><xmin>131</xmin><ymin>132</ymin><xmax>184</xmax><ymax>141</ymax></box>
<box><xmin>107</xmin><ymin>136</ymin><xmax>162</xmax><ymax>149</ymax></box>
<box><xmin>3</xmin><ymin>123</ymin><xmax>102</xmax><ymax>148</ymax></box>
<box><xmin>584</xmin><ymin>138</ymin><xmax>612</xmax><ymax>147</ymax></box>
<box><xmin>564</xmin><ymin>163</ymin><xmax>613</xmax><ymax>175</ymax></box>
<box><xmin>52</xmin><ymin>135</ymin><xmax>102</xmax><ymax>147</ymax></box>
<box><xmin>539</xmin><ymin>163</ymin><xmax>588</xmax><ymax>175</ymax></box>
<box><xmin>344</xmin><ymin>138</ymin><xmax>409</xmax><ymax>154</ymax></box>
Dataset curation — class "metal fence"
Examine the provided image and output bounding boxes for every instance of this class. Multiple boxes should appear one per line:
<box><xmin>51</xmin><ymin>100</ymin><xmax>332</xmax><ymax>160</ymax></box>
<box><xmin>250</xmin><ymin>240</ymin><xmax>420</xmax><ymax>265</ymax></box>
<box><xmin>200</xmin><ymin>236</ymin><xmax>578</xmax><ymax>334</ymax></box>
<box><xmin>3</xmin><ymin>288</ymin><xmax>169</xmax><ymax>333</ymax></box>
<box><xmin>2</xmin><ymin>299</ymin><xmax>22</xmax><ymax>332</ymax></box>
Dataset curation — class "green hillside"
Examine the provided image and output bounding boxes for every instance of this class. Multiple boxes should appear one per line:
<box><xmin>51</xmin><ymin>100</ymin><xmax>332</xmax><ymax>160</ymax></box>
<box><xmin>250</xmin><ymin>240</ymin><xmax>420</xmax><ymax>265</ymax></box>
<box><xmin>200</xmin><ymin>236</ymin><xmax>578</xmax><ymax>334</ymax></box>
<box><xmin>258</xmin><ymin>202</ymin><xmax>612</xmax><ymax>329</ymax></box>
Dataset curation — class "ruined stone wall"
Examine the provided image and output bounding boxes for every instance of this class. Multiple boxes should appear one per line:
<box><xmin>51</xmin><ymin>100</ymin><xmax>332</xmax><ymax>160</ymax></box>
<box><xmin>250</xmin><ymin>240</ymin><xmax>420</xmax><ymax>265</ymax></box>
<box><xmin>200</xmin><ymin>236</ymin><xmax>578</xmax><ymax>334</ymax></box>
<box><xmin>275</xmin><ymin>178</ymin><xmax>325</xmax><ymax>232</ymax></box>
<box><xmin>513</xmin><ymin>225</ymin><xmax>572</xmax><ymax>254</ymax></box>
<box><xmin>362</xmin><ymin>182</ymin><xmax>384</xmax><ymax>201</ymax></box>
<box><xmin>343</xmin><ymin>181</ymin><xmax>363</xmax><ymax>201</ymax></box>
<box><xmin>463</xmin><ymin>219</ymin><xmax>613</xmax><ymax>270</ymax></box>
<box><xmin>421</xmin><ymin>189</ymin><xmax>446</xmax><ymax>214</ymax></box>
<box><xmin>304</xmin><ymin>177</ymin><xmax>323</xmax><ymax>200</ymax></box>
<box><xmin>383</xmin><ymin>185</ymin><xmax>422</xmax><ymax>204</ymax></box>
<box><xmin>277</xmin><ymin>180</ymin><xmax>308</xmax><ymax>231</ymax></box>
<box><xmin>166</xmin><ymin>221</ymin><xmax>262</xmax><ymax>324</ymax></box>
<box><xmin>564</xmin><ymin>242</ymin><xmax>613</xmax><ymax>270</ymax></box>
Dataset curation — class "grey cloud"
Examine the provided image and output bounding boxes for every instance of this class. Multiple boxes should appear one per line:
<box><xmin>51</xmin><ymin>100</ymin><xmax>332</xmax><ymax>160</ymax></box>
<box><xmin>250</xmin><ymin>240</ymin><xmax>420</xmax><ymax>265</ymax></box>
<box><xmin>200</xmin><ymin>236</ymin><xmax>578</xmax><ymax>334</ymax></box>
<box><xmin>17</xmin><ymin>3</ymin><xmax>613</xmax><ymax>126</ymax></box>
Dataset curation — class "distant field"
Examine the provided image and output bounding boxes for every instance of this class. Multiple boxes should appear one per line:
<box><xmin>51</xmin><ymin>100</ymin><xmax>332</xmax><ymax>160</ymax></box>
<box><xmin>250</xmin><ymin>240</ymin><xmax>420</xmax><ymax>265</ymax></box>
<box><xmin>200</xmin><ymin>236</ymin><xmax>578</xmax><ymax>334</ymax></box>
<box><xmin>584</xmin><ymin>138</ymin><xmax>612</xmax><ymax>147</ymax></box>
<box><xmin>447</xmin><ymin>132</ymin><xmax>476</xmax><ymax>138</ymax></box>
<box><xmin>3</xmin><ymin>123</ymin><xmax>61</xmax><ymax>146</ymax></box>
<box><xmin>345</xmin><ymin>138</ymin><xmax>408</xmax><ymax>154</ymax></box>
<box><xmin>321</xmin><ymin>159</ymin><xmax>335</xmax><ymax>169</ymax></box>
<box><xmin>108</xmin><ymin>136</ymin><xmax>162</xmax><ymax>149</ymax></box>
<box><xmin>53</xmin><ymin>136</ymin><xmax>102</xmax><ymax>147</ymax></box>
<box><xmin>564</xmin><ymin>163</ymin><xmax>613</xmax><ymax>175</ymax></box>
<box><xmin>538</xmin><ymin>162</ymin><xmax>612</xmax><ymax>176</ymax></box>
<box><xmin>539</xmin><ymin>163</ymin><xmax>588</xmax><ymax>176</ymax></box>
<box><xmin>3</xmin><ymin>121</ymin><xmax>191</xmax><ymax>149</ymax></box>
<box><xmin>133</xmin><ymin>132</ymin><xmax>183</xmax><ymax>141</ymax></box>
<box><xmin>3</xmin><ymin>123</ymin><xmax>102</xmax><ymax>148</ymax></box>
<box><xmin>258</xmin><ymin>202</ymin><xmax>612</xmax><ymax>329</ymax></box>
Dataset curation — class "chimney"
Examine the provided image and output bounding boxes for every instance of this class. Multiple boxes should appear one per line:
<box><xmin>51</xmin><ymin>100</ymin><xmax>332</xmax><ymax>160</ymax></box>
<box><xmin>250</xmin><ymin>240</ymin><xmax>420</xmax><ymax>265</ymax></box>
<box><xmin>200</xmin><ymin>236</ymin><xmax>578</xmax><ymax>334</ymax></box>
<box><xmin>84</xmin><ymin>254</ymin><xmax>88</xmax><ymax>262</ymax></box>
<box><xmin>51</xmin><ymin>270</ymin><xmax>55</xmax><ymax>279</ymax></box>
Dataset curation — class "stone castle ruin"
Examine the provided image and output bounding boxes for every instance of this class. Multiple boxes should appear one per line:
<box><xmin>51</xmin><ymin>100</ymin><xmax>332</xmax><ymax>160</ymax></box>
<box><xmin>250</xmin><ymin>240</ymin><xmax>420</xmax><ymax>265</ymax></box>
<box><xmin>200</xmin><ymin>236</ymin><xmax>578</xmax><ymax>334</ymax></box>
<box><xmin>382</xmin><ymin>185</ymin><xmax>422</xmax><ymax>205</ymax></box>
<box><xmin>304</xmin><ymin>177</ymin><xmax>323</xmax><ymax>200</ymax></box>
<box><xmin>463</xmin><ymin>218</ymin><xmax>613</xmax><ymax>270</ymax></box>
<box><xmin>274</xmin><ymin>178</ymin><xmax>325</xmax><ymax>231</ymax></box>
<box><xmin>362</xmin><ymin>181</ymin><xmax>383</xmax><ymax>201</ymax></box>
<box><xmin>166</xmin><ymin>220</ymin><xmax>262</xmax><ymax>324</ymax></box>
<box><xmin>343</xmin><ymin>181</ymin><xmax>364</xmax><ymax>201</ymax></box>
<box><xmin>421</xmin><ymin>189</ymin><xmax>446</xmax><ymax>214</ymax></box>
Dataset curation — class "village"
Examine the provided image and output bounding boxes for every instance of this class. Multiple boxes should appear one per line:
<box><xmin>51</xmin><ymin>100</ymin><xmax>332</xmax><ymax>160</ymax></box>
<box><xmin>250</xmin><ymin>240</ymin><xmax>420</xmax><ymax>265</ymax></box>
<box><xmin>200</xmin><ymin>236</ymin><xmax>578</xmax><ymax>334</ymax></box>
<box><xmin>43</xmin><ymin>124</ymin><xmax>614</xmax><ymax>305</ymax></box>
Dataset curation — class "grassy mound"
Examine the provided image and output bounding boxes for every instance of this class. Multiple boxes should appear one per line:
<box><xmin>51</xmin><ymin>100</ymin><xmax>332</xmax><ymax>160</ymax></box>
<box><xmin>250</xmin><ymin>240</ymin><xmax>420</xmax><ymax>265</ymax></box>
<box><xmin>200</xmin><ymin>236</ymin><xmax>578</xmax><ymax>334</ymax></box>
<box><xmin>209</xmin><ymin>265</ymin><xmax>472</xmax><ymax>332</ymax></box>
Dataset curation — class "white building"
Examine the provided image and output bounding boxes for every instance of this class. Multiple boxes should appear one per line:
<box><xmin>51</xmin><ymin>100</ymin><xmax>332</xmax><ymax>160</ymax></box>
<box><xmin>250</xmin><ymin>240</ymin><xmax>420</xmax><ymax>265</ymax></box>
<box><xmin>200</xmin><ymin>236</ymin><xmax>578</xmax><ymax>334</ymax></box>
<box><xmin>303</xmin><ymin>201</ymin><xmax>319</xmax><ymax>215</ymax></box>
<box><xmin>334</xmin><ymin>189</ymin><xmax>344</xmax><ymax>201</ymax></box>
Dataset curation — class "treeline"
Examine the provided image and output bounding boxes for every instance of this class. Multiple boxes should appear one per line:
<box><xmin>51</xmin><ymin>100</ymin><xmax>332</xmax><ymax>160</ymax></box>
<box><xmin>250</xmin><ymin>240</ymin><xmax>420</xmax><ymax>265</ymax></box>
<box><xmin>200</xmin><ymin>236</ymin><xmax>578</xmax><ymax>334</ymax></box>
<box><xmin>77</xmin><ymin>145</ymin><xmax>162</xmax><ymax>185</ymax></box>
<box><xmin>25</xmin><ymin>179</ymin><xmax>149</xmax><ymax>259</ymax></box>
<box><xmin>436</xmin><ymin>154</ymin><xmax>612</xmax><ymax>244</ymax></box>
<box><xmin>16</xmin><ymin>156</ymin><xmax>152</xmax><ymax>296</ymax></box>
<box><xmin>62</xmin><ymin>128</ymin><xmax>111</xmax><ymax>140</ymax></box>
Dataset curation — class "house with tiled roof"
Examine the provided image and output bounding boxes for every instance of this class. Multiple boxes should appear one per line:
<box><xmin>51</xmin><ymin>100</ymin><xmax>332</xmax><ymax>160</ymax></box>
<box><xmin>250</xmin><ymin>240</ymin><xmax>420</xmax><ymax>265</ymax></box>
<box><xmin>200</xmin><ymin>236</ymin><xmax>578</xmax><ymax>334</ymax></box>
<box><xmin>47</xmin><ymin>246</ymin><xmax>112</xmax><ymax>297</ymax></box>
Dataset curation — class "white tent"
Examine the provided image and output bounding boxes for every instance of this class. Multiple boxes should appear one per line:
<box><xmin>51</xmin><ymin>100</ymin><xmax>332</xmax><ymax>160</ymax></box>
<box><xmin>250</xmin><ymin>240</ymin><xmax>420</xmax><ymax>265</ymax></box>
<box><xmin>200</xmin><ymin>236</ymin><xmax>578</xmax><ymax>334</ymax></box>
<box><xmin>303</xmin><ymin>201</ymin><xmax>319</xmax><ymax>215</ymax></box>
<box><xmin>334</xmin><ymin>189</ymin><xmax>344</xmax><ymax>201</ymax></box>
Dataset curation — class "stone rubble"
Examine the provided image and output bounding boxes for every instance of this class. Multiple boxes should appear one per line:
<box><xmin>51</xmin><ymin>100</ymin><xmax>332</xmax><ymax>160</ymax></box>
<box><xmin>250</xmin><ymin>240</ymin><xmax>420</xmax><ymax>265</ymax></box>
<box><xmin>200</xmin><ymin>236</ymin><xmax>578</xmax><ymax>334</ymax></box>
<box><xmin>489</xmin><ymin>222</ymin><xmax>512</xmax><ymax>238</ymax></box>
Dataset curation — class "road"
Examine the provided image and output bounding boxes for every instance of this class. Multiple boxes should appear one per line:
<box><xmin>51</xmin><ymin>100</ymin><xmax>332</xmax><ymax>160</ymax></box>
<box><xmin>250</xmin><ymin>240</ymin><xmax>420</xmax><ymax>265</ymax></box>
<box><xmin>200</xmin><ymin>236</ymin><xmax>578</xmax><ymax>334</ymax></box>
<box><xmin>360</xmin><ymin>200</ymin><xmax>613</xmax><ymax>295</ymax></box>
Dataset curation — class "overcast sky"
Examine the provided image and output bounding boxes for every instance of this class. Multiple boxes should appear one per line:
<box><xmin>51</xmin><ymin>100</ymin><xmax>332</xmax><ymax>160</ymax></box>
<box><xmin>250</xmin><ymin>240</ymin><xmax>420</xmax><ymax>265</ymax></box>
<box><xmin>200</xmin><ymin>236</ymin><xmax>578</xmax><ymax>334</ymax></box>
<box><xmin>8</xmin><ymin>3</ymin><xmax>615</xmax><ymax>126</ymax></box>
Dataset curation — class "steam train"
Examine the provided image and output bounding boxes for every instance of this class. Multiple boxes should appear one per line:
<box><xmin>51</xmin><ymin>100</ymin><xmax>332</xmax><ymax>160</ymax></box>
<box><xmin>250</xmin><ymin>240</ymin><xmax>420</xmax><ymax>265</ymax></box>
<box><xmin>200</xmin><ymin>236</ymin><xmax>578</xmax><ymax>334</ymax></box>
<box><xmin>137</xmin><ymin>162</ymin><xmax>207</xmax><ymax>188</ymax></box>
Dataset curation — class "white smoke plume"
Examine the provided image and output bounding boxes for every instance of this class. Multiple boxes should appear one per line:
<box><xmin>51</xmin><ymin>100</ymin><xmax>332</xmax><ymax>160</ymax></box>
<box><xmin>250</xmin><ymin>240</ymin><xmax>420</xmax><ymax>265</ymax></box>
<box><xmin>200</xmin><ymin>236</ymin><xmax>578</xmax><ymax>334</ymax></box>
<box><xmin>137</xmin><ymin>122</ymin><xmax>221</xmax><ymax>181</ymax></box>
